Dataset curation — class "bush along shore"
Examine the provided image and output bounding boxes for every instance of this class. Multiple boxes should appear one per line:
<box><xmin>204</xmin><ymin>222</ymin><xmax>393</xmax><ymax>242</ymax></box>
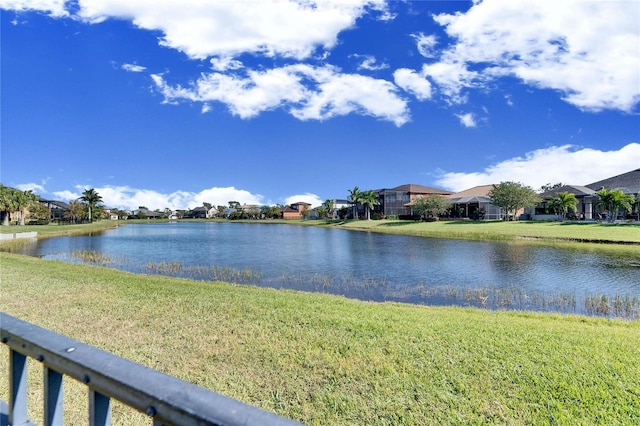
<box><xmin>1</xmin><ymin>252</ymin><xmax>639</xmax><ymax>425</ymax></box>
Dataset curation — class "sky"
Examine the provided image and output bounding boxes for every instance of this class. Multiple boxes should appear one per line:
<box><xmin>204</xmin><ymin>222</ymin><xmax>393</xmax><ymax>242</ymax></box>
<box><xmin>1</xmin><ymin>0</ymin><xmax>639</xmax><ymax>211</ymax></box>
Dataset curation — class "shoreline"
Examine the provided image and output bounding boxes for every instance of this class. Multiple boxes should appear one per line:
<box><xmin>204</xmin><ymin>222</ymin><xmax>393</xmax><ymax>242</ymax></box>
<box><xmin>2</xmin><ymin>218</ymin><xmax>639</xmax><ymax>248</ymax></box>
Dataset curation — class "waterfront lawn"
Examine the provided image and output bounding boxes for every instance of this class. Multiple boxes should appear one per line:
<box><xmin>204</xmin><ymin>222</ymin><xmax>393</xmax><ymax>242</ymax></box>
<box><xmin>316</xmin><ymin>219</ymin><xmax>640</xmax><ymax>244</ymax></box>
<box><xmin>1</xmin><ymin>253</ymin><xmax>639</xmax><ymax>425</ymax></box>
<box><xmin>0</xmin><ymin>220</ymin><xmax>121</xmax><ymax>237</ymax></box>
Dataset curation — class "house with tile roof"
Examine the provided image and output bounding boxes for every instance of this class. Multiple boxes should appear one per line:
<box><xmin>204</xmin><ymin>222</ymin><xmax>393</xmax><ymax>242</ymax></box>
<box><xmin>374</xmin><ymin>184</ymin><xmax>452</xmax><ymax>217</ymax></box>
<box><xmin>447</xmin><ymin>185</ymin><xmax>506</xmax><ymax>220</ymax></box>
<box><xmin>283</xmin><ymin>202</ymin><xmax>311</xmax><ymax>220</ymax></box>
<box><xmin>527</xmin><ymin>169</ymin><xmax>639</xmax><ymax>220</ymax></box>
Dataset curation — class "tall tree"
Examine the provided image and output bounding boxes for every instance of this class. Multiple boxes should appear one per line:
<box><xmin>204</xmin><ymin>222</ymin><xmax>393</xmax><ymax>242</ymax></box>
<box><xmin>79</xmin><ymin>188</ymin><xmax>103</xmax><ymax>223</ymax></box>
<box><xmin>0</xmin><ymin>184</ymin><xmax>18</xmax><ymax>226</ymax></box>
<box><xmin>359</xmin><ymin>190</ymin><xmax>380</xmax><ymax>220</ymax></box>
<box><xmin>411</xmin><ymin>194</ymin><xmax>451</xmax><ymax>220</ymax></box>
<box><xmin>65</xmin><ymin>200</ymin><xmax>84</xmax><ymax>223</ymax></box>
<box><xmin>548</xmin><ymin>191</ymin><xmax>578</xmax><ymax>220</ymax></box>
<box><xmin>488</xmin><ymin>182</ymin><xmax>540</xmax><ymax>221</ymax></box>
<box><xmin>15</xmin><ymin>190</ymin><xmax>37</xmax><ymax>225</ymax></box>
<box><xmin>347</xmin><ymin>186</ymin><xmax>361</xmax><ymax>220</ymax></box>
<box><xmin>324</xmin><ymin>199</ymin><xmax>335</xmax><ymax>219</ymax></box>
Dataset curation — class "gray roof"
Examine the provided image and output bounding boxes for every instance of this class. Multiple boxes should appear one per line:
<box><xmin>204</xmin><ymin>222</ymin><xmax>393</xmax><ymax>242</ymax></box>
<box><xmin>586</xmin><ymin>169</ymin><xmax>640</xmax><ymax>194</ymax></box>
<box><xmin>39</xmin><ymin>199</ymin><xmax>70</xmax><ymax>209</ymax></box>
<box><xmin>387</xmin><ymin>184</ymin><xmax>451</xmax><ymax>195</ymax></box>
<box><xmin>539</xmin><ymin>185</ymin><xmax>596</xmax><ymax>198</ymax></box>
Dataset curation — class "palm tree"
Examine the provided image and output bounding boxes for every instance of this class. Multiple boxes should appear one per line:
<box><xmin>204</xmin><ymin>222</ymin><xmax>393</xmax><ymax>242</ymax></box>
<box><xmin>347</xmin><ymin>186</ymin><xmax>361</xmax><ymax>220</ymax></box>
<box><xmin>549</xmin><ymin>191</ymin><xmax>578</xmax><ymax>220</ymax></box>
<box><xmin>596</xmin><ymin>188</ymin><xmax>634</xmax><ymax>222</ymax></box>
<box><xmin>65</xmin><ymin>200</ymin><xmax>84</xmax><ymax>223</ymax></box>
<box><xmin>0</xmin><ymin>184</ymin><xmax>17</xmax><ymax>226</ymax></box>
<box><xmin>14</xmin><ymin>190</ymin><xmax>37</xmax><ymax>226</ymax></box>
<box><xmin>79</xmin><ymin>188</ymin><xmax>103</xmax><ymax>223</ymax></box>
<box><xmin>324</xmin><ymin>199</ymin><xmax>335</xmax><ymax>219</ymax></box>
<box><xmin>359</xmin><ymin>190</ymin><xmax>380</xmax><ymax>220</ymax></box>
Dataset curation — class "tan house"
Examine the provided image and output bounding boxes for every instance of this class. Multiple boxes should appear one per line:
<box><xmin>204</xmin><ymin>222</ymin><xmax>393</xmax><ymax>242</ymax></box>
<box><xmin>282</xmin><ymin>202</ymin><xmax>311</xmax><ymax>220</ymax></box>
<box><xmin>447</xmin><ymin>185</ymin><xmax>506</xmax><ymax>220</ymax></box>
<box><xmin>375</xmin><ymin>184</ymin><xmax>452</xmax><ymax>217</ymax></box>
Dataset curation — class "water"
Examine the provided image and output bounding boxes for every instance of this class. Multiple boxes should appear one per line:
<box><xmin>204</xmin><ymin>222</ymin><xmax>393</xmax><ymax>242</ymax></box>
<box><xmin>5</xmin><ymin>222</ymin><xmax>640</xmax><ymax>317</ymax></box>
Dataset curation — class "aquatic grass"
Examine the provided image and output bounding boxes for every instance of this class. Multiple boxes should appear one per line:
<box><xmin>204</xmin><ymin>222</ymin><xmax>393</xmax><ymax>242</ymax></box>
<box><xmin>1</xmin><ymin>252</ymin><xmax>639</xmax><ymax>425</ymax></box>
<box><xmin>69</xmin><ymin>250</ymin><xmax>114</xmax><ymax>266</ymax></box>
<box><xmin>585</xmin><ymin>293</ymin><xmax>640</xmax><ymax>318</ymax></box>
<box><xmin>144</xmin><ymin>260</ymin><xmax>262</xmax><ymax>283</ymax></box>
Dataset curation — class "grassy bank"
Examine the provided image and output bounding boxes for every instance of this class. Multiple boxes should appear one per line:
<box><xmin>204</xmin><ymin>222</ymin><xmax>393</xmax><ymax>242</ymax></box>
<box><xmin>1</xmin><ymin>253</ymin><xmax>639</xmax><ymax>425</ymax></box>
<box><xmin>302</xmin><ymin>219</ymin><xmax>640</xmax><ymax>244</ymax></box>
<box><xmin>0</xmin><ymin>220</ymin><xmax>121</xmax><ymax>237</ymax></box>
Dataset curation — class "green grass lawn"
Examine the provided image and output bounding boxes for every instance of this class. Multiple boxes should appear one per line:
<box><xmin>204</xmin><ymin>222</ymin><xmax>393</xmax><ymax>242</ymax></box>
<box><xmin>307</xmin><ymin>219</ymin><xmax>640</xmax><ymax>244</ymax></box>
<box><xmin>0</xmin><ymin>220</ymin><xmax>121</xmax><ymax>237</ymax></box>
<box><xmin>1</xmin><ymin>253</ymin><xmax>639</xmax><ymax>425</ymax></box>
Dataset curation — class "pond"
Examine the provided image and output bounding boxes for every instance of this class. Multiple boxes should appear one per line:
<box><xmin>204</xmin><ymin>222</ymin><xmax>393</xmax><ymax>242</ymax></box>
<box><xmin>5</xmin><ymin>222</ymin><xmax>640</xmax><ymax>318</ymax></box>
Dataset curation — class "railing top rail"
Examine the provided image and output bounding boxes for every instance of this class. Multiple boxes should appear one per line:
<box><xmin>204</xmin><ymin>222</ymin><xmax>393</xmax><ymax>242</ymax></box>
<box><xmin>0</xmin><ymin>312</ymin><xmax>303</xmax><ymax>426</ymax></box>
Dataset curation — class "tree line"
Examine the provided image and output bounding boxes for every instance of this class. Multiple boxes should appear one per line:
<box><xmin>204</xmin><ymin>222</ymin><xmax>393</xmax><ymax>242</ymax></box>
<box><xmin>2</xmin><ymin>183</ymin><xmax>638</xmax><ymax>226</ymax></box>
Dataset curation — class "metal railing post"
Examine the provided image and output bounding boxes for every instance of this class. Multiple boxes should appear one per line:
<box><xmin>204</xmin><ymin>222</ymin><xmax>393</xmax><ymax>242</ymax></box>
<box><xmin>89</xmin><ymin>389</ymin><xmax>112</xmax><ymax>426</ymax></box>
<box><xmin>44</xmin><ymin>367</ymin><xmax>64</xmax><ymax>426</ymax></box>
<box><xmin>9</xmin><ymin>349</ymin><xmax>29</xmax><ymax>426</ymax></box>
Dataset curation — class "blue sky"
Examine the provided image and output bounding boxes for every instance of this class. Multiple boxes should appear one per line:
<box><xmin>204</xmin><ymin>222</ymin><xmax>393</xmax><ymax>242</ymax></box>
<box><xmin>2</xmin><ymin>0</ymin><xmax>639</xmax><ymax>210</ymax></box>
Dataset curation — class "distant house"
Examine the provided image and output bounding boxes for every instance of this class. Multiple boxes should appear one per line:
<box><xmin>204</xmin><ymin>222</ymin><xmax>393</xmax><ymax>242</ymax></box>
<box><xmin>532</xmin><ymin>185</ymin><xmax>597</xmax><ymax>220</ymax></box>
<box><xmin>447</xmin><ymin>185</ymin><xmax>505</xmax><ymax>220</ymax></box>
<box><xmin>184</xmin><ymin>206</ymin><xmax>208</xmax><ymax>219</ymax></box>
<box><xmin>528</xmin><ymin>169</ymin><xmax>640</xmax><ymax>220</ymax></box>
<box><xmin>39</xmin><ymin>199</ymin><xmax>69</xmax><ymax>222</ymax></box>
<box><xmin>283</xmin><ymin>202</ymin><xmax>311</xmax><ymax>220</ymax></box>
<box><xmin>323</xmin><ymin>199</ymin><xmax>350</xmax><ymax>219</ymax></box>
<box><xmin>143</xmin><ymin>210</ymin><xmax>162</xmax><ymax>219</ymax></box>
<box><xmin>375</xmin><ymin>184</ymin><xmax>452</xmax><ymax>217</ymax></box>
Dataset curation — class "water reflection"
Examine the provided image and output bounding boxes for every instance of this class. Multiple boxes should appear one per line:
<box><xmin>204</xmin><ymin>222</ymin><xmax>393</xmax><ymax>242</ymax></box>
<box><xmin>3</xmin><ymin>222</ymin><xmax>639</xmax><ymax>318</ymax></box>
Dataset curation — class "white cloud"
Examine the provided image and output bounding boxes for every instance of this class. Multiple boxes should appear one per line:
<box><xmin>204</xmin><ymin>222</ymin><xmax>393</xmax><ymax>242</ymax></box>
<box><xmin>455</xmin><ymin>113</ymin><xmax>476</xmax><ymax>128</ymax></box>
<box><xmin>51</xmin><ymin>190</ymin><xmax>80</xmax><ymax>202</ymax></box>
<box><xmin>52</xmin><ymin>185</ymin><xmax>265</xmax><ymax>211</ymax></box>
<box><xmin>0</xmin><ymin>0</ymin><xmax>68</xmax><ymax>17</ymax></box>
<box><xmin>393</xmin><ymin>68</ymin><xmax>432</xmax><ymax>101</ymax></box>
<box><xmin>121</xmin><ymin>63</ymin><xmax>146</xmax><ymax>72</ymax></box>
<box><xmin>428</xmin><ymin>0</ymin><xmax>640</xmax><ymax>112</ymax></box>
<box><xmin>16</xmin><ymin>182</ymin><xmax>45</xmax><ymax>192</ymax></box>
<box><xmin>353</xmin><ymin>54</ymin><xmax>388</xmax><ymax>71</ymax></box>
<box><xmin>152</xmin><ymin>64</ymin><xmax>410</xmax><ymax>126</ymax></box>
<box><xmin>209</xmin><ymin>57</ymin><xmax>243</xmax><ymax>72</ymax></box>
<box><xmin>283</xmin><ymin>193</ymin><xmax>323</xmax><ymax>208</ymax></box>
<box><xmin>421</xmin><ymin>59</ymin><xmax>479</xmax><ymax>104</ymax></box>
<box><xmin>436</xmin><ymin>143</ymin><xmax>640</xmax><ymax>192</ymax></box>
<box><xmin>74</xmin><ymin>0</ymin><xmax>388</xmax><ymax>60</ymax></box>
<box><xmin>411</xmin><ymin>32</ymin><xmax>438</xmax><ymax>58</ymax></box>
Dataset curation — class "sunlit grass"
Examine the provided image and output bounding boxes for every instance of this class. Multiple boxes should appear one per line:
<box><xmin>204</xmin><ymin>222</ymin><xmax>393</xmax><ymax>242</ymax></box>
<box><xmin>314</xmin><ymin>219</ymin><xmax>640</xmax><ymax>243</ymax></box>
<box><xmin>2</xmin><ymin>252</ymin><xmax>639</xmax><ymax>425</ymax></box>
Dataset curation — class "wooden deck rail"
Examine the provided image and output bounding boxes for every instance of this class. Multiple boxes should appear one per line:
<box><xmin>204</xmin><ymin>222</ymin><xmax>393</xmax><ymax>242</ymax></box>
<box><xmin>0</xmin><ymin>312</ymin><xmax>303</xmax><ymax>426</ymax></box>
